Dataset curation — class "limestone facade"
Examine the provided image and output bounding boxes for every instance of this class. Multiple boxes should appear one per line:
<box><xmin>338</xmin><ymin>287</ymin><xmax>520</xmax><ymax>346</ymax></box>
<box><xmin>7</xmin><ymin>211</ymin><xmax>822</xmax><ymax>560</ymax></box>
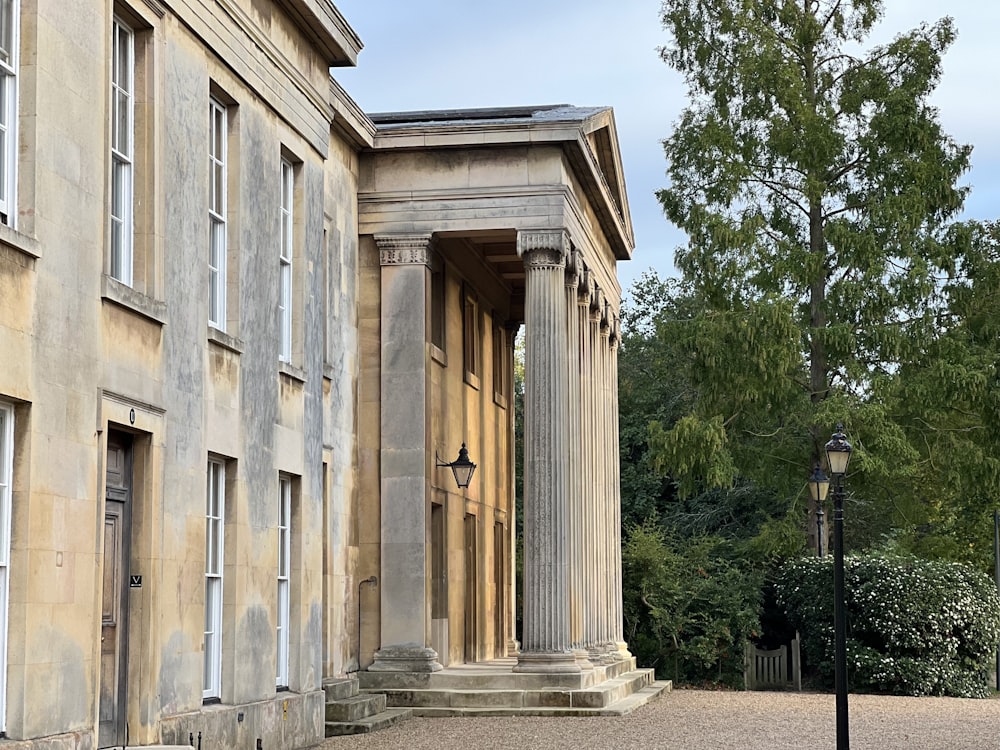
<box><xmin>0</xmin><ymin>1</ymin><xmax>633</xmax><ymax>748</ymax></box>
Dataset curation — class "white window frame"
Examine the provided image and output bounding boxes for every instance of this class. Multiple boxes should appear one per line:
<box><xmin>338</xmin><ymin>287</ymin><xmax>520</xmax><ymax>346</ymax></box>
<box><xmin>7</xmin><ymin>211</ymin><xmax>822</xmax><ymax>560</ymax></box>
<box><xmin>0</xmin><ymin>403</ymin><xmax>12</xmax><ymax>731</ymax></box>
<box><xmin>110</xmin><ymin>16</ymin><xmax>135</xmax><ymax>286</ymax></box>
<box><xmin>0</xmin><ymin>0</ymin><xmax>20</xmax><ymax>227</ymax></box>
<box><xmin>208</xmin><ymin>98</ymin><xmax>227</xmax><ymax>330</ymax></box>
<box><xmin>203</xmin><ymin>459</ymin><xmax>225</xmax><ymax>700</ymax></box>
<box><xmin>276</xmin><ymin>476</ymin><xmax>291</xmax><ymax>688</ymax></box>
<box><xmin>278</xmin><ymin>159</ymin><xmax>293</xmax><ymax>362</ymax></box>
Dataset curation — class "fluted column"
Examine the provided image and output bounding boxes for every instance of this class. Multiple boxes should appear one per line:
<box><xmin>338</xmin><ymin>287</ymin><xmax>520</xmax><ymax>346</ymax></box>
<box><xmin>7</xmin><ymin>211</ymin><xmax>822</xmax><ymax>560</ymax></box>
<box><xmin>514</xmin><ymin>229</ymin><xmax>579</xmax><ymax>674</ymax></box>
<box><xmin>610</xmin><ymin>315</ymin><xmax>630</xmax><ymax>657</ymax></box>
<box><xmin>565</xmin><ymin>251</ymin><xmax>588</xmax><ymax>665</ymax></box>
<box><xmin>369</xmin><ymin>233</ymin><xmax>442</xmax><ymax>673</ymax></box>
<box><xmin>587</xmin><ymin>284</ymin><xmax>611</xmax><ymax>663</ymax></box>
<box><xmin>597</xmin><ymin>298</ymin><xmax>614</xmax><ymax>656</ymax></box>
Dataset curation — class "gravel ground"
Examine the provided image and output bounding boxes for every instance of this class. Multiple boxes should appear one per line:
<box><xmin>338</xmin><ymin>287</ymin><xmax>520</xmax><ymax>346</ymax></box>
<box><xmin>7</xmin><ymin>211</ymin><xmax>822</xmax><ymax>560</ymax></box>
<box><xmin>316</xmin><ymin>689</ymin><xmax>1000</xmax><ymax>750</ymax></box>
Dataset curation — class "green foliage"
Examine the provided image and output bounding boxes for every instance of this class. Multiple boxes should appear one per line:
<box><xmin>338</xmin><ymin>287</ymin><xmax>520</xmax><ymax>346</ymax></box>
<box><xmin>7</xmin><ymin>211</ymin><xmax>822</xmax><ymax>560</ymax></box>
<box><xmin>777</xmin><ymin>555</ymin><xmax>1000</xmax><ymax>697</ymax></box>
<box><xmin>648</xmin><ymin>0</ymin><xmax>1000</xmax><ymax>564</ymax></box>
<box><xmin>622</xmin><ymin>522</ymin><xmax>762</xmax><ymax>687</ymax></box>
<box><xmin>618</xmin><ymin>272</ymin><xmax>692</xmax><ymax>526</ymax></box>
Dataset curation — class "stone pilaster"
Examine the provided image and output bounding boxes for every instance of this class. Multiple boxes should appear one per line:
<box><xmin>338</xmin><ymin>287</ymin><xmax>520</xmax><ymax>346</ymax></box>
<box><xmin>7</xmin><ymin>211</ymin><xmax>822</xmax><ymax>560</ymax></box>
<box><xmin>514</xmin><ymin>229</ymin><xmax>579</xmax><ymax>674</ymax></box>
<box><xmin>505</xmin><ymin>320</ymin><xmax>522</xmax><ymax>658</ymax></box>
<box><xmin>369</xmin><ymin>233</ymin><xmax>442</xmax><ymax>673</ymax></box>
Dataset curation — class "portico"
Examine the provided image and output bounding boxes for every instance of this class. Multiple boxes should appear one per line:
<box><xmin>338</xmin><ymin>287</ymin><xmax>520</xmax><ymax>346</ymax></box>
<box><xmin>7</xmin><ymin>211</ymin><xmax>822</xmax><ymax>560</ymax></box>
<box><xmin>356</xmin><ymin>106</ymin><xmax>634</xmax><ymax>689</ymax></box>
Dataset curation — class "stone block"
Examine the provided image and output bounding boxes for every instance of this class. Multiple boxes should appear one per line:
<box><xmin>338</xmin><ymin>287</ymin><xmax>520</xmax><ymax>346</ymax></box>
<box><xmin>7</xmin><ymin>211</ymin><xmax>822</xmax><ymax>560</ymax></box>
<box><xmin>325</xmin><ymin>693</ymin><xmax>385</xmax><ymax>721</ymax></box>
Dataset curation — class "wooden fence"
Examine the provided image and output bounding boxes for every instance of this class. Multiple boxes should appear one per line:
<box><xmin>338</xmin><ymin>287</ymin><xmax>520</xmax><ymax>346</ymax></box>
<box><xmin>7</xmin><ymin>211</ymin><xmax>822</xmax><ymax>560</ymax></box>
<box><xmin>744</xmin><ymin>633</ymin><xmax>801</xmax><ymax>691</ymax></box>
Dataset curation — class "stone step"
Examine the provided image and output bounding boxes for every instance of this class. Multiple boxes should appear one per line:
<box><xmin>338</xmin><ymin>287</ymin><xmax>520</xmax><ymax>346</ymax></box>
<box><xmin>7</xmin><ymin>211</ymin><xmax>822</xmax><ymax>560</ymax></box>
<box><xmin>323</xmin><ymin>677</ymin><xmax>359</xmax><ymax>702</ymax></box>
<box><xmin>570</xmin><ymin>668</ymin><xmax>655</xmax><ymax>709</ymax></box>
<box><xmin>410</xmin><ymin>680</ymin><xmax>672</xmax><ymax>718</ymax></box>
<box><xmin>325</xmin><ymin>692</ymin><xmax>387</xmax><ymax>722</ymax></box>
<box><xmin>376</xmin><ymin>669</ymin><xmax>658</xmax><ymax>711</ymax></box>
<box><xmin>603</xmin><ymin>679</ymin><xmax>672</xmax><ymax>716</ymax></box>
<box><xmin>358</xmin><ymin>657</ymin><xmax>636</xmax><ymax>693</ymax></box>
<box><xmin>324</xmin><ymin>707</ymin><xmax>412</xmax><ymax>737</ymax></box>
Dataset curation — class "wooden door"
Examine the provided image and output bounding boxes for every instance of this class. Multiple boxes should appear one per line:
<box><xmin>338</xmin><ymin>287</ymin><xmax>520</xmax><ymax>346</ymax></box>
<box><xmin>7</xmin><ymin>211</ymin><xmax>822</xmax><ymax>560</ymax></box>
<box><xmin>99</xmin><ymin>433</ymin><xmax>131</xmax><ymax>748</ymax></box>
<box><xmin>493</xmin><ymin>522</ymin><xmax>506</xmax><ymax>657</ymax></box>
<box><xmin>464</xmin><ymin>514</ymin><xmax>478</xmax><ymax>663</ymax></box>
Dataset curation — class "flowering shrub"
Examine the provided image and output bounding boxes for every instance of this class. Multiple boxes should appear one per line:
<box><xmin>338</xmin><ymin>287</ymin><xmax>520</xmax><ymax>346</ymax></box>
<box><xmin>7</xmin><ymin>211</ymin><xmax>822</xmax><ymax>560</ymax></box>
<box><xmin>776</xmin><ymin>555</ymin><xmax>1000</xmax><ymax>697</ymax></box>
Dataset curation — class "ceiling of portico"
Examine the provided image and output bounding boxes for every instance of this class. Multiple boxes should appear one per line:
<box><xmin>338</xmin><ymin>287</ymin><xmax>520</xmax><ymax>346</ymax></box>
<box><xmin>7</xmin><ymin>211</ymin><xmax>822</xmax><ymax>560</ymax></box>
<box><xmin>433</xmin><ymin>229</ymin><xmax>525</xmax><ymax>322</ymax></box>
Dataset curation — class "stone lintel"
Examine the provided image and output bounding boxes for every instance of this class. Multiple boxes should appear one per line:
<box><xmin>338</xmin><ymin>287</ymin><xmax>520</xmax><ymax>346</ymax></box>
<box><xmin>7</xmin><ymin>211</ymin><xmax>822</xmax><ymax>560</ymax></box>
<box><xmin>368</xmin><ymin>644</ymin><xmax>443</xmax><ymax>673</ymax></box>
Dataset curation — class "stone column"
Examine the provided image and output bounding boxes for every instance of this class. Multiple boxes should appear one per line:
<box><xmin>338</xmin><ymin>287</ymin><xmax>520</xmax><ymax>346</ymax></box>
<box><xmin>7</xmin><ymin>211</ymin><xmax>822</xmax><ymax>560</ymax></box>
<box><xmin>514</xmin><ymin>229</ymin><xmax>579</xmax><ymax>674</ymax></box>
<box><xmin>609</xmin><ymin>315</ymin><xmax>631</xmax><ymax>659</ymax></box>
<box><xmin>369</xmin><ymin>233</ymin><xmax>442</xmax><ymax>673</ymax></box>
<box><xmin>586</xmin><ymin>286</ymin><xmax>613</xmax><ymax>661</ymax></box>
<box><xmin>578</xmin><ymin>269</ymin><xmax>596</xmax><ymax>658</ymax></box>
<box><xmin>597</xmin><ymin>296</ymin><xmax>613</xmax><ymax>657</ymax></box>
<box><xmin>564</xmin><ymin>251</ymin><xmax>589</xmax><ymax>667</ymax></box>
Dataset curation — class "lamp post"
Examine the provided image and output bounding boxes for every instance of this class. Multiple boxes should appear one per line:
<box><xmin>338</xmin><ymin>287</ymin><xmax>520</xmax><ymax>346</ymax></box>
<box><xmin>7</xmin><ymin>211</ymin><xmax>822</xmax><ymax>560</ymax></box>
<box><xmin>809</xmin><ymin>465</ymin><xmax>830</xmax><ymax>557</ymax></box>
<box><xmin>825</xmin><ymin>425</ymin><xmax>852</xmax><ymax>750</ymax></box>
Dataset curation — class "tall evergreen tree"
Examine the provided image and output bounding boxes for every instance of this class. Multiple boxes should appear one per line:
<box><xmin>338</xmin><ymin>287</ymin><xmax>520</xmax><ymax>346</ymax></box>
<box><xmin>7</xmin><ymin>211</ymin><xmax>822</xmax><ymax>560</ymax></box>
<box><xmin>654</xmin><ymin>0</ymin><xmax>990</xmax><ymax>551</ymax></box>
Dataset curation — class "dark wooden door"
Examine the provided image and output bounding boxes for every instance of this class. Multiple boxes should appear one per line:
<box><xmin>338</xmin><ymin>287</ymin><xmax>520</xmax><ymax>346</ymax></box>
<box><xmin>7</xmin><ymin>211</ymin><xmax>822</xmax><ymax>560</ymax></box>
<box><xmin>99</xmin><ymin>433</ymin><xmax>131</xmax><ymax>748</ymax></box>
<box><xmin>464</xmin><ymin>514</ymin><xmax>478</xmax><ymax>663</ymax></box>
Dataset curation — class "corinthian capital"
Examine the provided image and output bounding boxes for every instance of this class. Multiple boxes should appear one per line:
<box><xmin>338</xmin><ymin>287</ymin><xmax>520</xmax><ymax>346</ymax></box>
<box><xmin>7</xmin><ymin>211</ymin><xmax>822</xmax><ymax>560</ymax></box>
<box><xmin>375</xmin><ymin>234</ymin><xmax>434</xmax><ymax>267</ymax></box>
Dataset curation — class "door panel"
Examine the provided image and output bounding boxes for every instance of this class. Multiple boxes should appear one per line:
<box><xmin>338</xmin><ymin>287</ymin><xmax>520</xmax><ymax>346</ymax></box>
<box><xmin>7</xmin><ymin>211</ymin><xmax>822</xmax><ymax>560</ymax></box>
<box><xmin>99</xmin><ymin>434</ymin><xmax>131</xmax><ymax>749</ymax></box>
<box><xmin>464</xmin><ymin>514</ymin><xmax>478</xmax><ymax>663</ymax></box>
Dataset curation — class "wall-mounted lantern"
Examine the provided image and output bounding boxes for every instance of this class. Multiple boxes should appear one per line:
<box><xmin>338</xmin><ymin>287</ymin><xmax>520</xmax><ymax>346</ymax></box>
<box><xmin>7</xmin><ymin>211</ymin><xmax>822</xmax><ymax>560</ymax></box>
<box><xmin>436</xmin><ymin>443</ymin><xmax>477</xmax><ymax>489</ymax></box>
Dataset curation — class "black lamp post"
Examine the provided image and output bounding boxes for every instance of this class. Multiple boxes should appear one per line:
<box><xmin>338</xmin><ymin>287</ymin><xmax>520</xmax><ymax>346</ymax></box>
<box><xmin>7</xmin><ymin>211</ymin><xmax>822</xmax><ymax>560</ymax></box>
<box><xmin>436</xmin><ymin>443</ymin><xmax>477</xmax><ymax>489</ymax></box>
<box><xmin>825</xmin><ymin>425</ymin><xmax>852</xmax><ymax>750</ymax></box>
<box><xmin>809</xmin><ymin>465</ymin><xmax>830</xmax><ymax>557</ymax></box>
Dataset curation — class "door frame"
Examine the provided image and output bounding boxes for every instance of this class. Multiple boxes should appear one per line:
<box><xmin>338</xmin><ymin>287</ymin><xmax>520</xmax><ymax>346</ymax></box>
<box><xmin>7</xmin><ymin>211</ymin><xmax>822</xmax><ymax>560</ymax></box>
<box><xmin>99</xmin><ymin>430</ymin><xmax>133</xmax><ymax>749</ymax></box>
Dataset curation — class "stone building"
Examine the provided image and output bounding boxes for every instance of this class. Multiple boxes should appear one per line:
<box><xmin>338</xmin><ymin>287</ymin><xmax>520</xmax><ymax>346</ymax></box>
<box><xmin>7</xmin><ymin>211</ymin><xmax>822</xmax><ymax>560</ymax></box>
<box><xmin>0</xmin><ymin>1</ymin><xmax>640</xmax><ymax>749</ymax></box>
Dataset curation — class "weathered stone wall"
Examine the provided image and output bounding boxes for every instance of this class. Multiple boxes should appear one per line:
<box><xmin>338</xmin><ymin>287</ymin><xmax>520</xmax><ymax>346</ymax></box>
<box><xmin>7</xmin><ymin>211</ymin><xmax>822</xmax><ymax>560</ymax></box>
<box><xmin>0</xmin><ymin>0</ymin><xmax>360</xmax><ymax>747</ymax></box>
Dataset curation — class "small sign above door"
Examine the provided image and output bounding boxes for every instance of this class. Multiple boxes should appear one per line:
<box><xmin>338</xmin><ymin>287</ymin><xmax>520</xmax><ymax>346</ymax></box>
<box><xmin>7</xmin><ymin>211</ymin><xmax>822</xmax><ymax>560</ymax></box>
<box><xmin>129</xmin><ymin>575</ymin><xmax>142</xmax><ymax>588</ymax></box>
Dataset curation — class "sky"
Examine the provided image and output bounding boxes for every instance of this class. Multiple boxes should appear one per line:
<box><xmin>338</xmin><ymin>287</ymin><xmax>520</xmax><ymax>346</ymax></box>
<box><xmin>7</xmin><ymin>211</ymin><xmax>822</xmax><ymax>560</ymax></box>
<box><xmin>332</xmin><ymin>1</ymin><xmax>1000</xmax><ymax>295</ymax></box>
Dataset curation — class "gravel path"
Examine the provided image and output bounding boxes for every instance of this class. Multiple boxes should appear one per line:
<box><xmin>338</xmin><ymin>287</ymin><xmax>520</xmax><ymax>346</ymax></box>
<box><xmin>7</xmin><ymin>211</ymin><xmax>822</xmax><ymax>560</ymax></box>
<box><xmin>316</xmin><ymin>689</ymin><xmax>1000</xmax><ymax>750</ymax></box>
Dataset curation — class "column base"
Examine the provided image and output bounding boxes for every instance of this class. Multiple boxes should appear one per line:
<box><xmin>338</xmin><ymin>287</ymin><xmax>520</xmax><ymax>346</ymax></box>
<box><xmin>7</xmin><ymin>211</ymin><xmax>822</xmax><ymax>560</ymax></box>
<box><xmin>506</xmin><ymin>638</ymin><xmax>521</xmax><ymax>657</ymax></box>
<box><xmin>574</xmin><ymin>648</ymin><xmax>595</xmax><ymax>671</ymax></box>
<box><xmin>367</xmin><ymin>643</ymin><xmax>443</xmax><ymax>673</ymax></box>
<box><xmin>614</xmin><ymin>641</ymin><xmax>633</xmax><ymax>660</ymax></box>
<box><xmin>513</xmin><ymin>650</ymin><xmax>581</xmax><ymax>674</ymax></box>
<box><xmin>587</xmin><ymin>642</ymin><xmax>619</xmax><ymax>666</ymax></box>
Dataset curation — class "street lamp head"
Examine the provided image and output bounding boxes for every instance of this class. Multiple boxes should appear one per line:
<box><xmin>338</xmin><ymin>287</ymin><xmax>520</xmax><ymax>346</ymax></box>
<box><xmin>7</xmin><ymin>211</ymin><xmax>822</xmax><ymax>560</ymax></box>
<box><xmin>809</xmin><ymin>464</ymin><xmax>830</xmax><ymax>504</ymax></box>
<box><xmin>437</xmin><ymin>443</ymin><xmax>477</xmax><ymax>489</ymax></box>
<box><xmin>825</xmin><ymin>424</ymin><xmax>852</xmax><ymax>477</ymax></box>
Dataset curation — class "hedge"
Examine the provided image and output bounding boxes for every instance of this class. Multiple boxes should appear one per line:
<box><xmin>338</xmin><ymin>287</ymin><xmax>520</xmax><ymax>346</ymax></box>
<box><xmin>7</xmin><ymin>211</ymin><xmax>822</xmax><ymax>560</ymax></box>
<box><xmin>776</xmin><ymin>554</ymin><xmax>1000</xmax><ymax>697</ymax></box>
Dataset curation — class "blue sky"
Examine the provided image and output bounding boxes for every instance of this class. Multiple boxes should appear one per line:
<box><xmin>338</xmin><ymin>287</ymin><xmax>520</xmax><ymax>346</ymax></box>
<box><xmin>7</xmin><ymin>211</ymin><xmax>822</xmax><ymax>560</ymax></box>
<box><xmin>333</xmin><ymin>1</ymin><xmax>1000</xmax><ymax>294</ymax></box>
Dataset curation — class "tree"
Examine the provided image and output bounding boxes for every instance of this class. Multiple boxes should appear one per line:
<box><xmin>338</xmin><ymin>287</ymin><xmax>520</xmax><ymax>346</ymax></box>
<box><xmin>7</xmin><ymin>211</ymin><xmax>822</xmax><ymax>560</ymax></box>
<box><xmin>618</xmin><ymin>273</ymin><xmax>691</xmax><ymax>526</ymax></box>
<box><xmin>654</xmin><ymin>0</ymin><xmax>996</xmax><ymax>552</ymax></box>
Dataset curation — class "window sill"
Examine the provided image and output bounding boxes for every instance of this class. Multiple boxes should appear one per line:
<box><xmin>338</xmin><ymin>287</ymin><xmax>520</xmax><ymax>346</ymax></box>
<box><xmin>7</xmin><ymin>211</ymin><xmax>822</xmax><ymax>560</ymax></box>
<box><xmin>464</xmin><ymin>371</ymin><xmax>480</xmax><ymax>391</ymax></box>
<box><xmin>323</xmin><ymin>362</ymin><xmax>336</xmax><ymax>381</ymax></box>
<box><xmin>208</xmin><ymin>326</ymin><xmax>244</xmax><ymax>354</ymax></box>
<box><xmin>0</xmin><ymin>223</ymin><xmax>40</xmax><ymax>260</ymax></box>
<box><xmin>101</xmin><ymin>275</ymin><xmax>167</xmax><ymax>325</ymax></box>
<box><xmin>278</xmin><ymin>361</ymin><xmax>306</xmax><ymax>383</ymax></box>
<box><xmin>493</xmin><ymin>392</ymin><xmax>508</xmax><ymax>410</ymax></box>
<box><xmin>431</xmin><ymin>344</ymin><xmax>447</xmax><ymax>367</ymax></box>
